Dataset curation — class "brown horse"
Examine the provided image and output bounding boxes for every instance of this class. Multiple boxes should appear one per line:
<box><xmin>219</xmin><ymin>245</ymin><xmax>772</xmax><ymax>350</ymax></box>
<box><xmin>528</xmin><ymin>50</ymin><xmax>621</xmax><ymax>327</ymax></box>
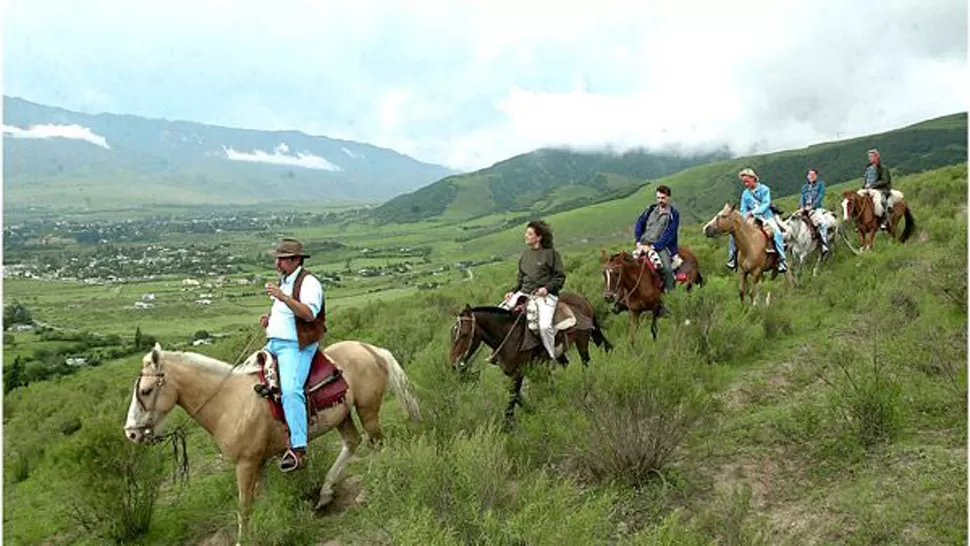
<box><xmin>448</xmin><ymin>292</ymin><xmax>612</xmax><ymax>428</ymax></box>
<box><xmin>703</xmin><ymin>203</ymin><xmax>793</xmax><ymax>304</ymax></box>
<box><xmin>123</xmin><ymin>341</ymin><xmax>421</xmax><ymax>546</ymax></box>
<box><xmin>841</xmin><ymin>190</ymin><xmax>915</xmax><ymax>251</ymax></box>
<box><xmin>600</xmin><ymin>247</ymin><xmax>704</xmax><ymax>341</ymax></box>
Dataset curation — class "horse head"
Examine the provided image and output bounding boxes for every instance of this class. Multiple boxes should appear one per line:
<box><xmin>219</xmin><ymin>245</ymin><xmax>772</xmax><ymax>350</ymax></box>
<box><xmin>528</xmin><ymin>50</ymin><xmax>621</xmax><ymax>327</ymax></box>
<box><xmin>124</xmin><ymin>342</ymin><xmax>180</xmax><ymax>444</ymax></box>
<box><xmin>703</xmin><ymin>203</ymin><xmax>737</xmax><ymax>237</ymax></box>
<box><xmin>449</xmin><ymin>305</ymin><xmax>481</xmax><ymax>371</ymax></box>
<box><xmin>601</xmin><ymin>250</ymin><xmax>632</xmax><ymax>303</ymax></box>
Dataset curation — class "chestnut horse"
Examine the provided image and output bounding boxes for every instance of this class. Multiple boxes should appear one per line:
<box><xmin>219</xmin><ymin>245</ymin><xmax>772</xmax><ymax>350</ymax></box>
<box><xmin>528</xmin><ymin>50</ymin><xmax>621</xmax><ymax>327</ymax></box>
<box><xmin>841</xmin><ymin>190</ymin><xmax>915</xmax><ymax>251</ymax></box>
<box><xmin>600</xmin><ymin>247</ymin><xmax>705</xmax><ymax>341</ymax></box>
<box><xmin>448</xmin><ymin>292</ymin><xmax>612</xmax><ymax>429</ymax></box>
<box><xmin>703</xmin><ymin>203</ymin><xmax>793</xmax><ymax>305</ymax></box>
<box><xmin>124</xmin><ymin>341</ymin><xmax>421</xmax><ymax>546</ymax></box>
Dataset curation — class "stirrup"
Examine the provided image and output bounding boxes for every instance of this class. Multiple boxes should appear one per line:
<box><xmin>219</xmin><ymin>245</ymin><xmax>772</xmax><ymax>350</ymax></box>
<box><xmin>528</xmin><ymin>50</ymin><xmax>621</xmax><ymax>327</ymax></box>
<box><xmin>280</xmin><ymin>448</ymin><xmax>306</xmax><ymax>473</ymax></box>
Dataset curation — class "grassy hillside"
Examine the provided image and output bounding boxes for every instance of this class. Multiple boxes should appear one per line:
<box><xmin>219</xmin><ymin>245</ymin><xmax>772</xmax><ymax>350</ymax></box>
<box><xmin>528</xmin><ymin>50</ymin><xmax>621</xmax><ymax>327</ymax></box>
<box><xmin>372</xmin><ymin>147</ymin><xmax>729</xmax><ymax>224</ymax></box>
<box><xmin>4</xmin><ymin>163</ymin><xmax>966</xmax><ymax>545</ymax></box>
<box><xmin>374</xmin><ymin>113</ymin><xmax>966</xmax><ymax>230</ymax></box>
<box><xmin>457</xmin><ymin>115</ymin><xmax>967</xmax><ymax>260</ymax></box>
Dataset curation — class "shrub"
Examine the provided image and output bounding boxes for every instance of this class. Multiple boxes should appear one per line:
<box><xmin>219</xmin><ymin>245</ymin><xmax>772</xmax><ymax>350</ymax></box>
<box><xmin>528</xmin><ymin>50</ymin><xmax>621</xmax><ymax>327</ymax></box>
<box><xmin>564</xmin><ymin>341</ymin><xmax>716</xmax><ymax>487</ymax></box>
<box><xmin>48</xmin><ymin>418</ymin><xmax>168</xmax><ymax>544</ymax></box>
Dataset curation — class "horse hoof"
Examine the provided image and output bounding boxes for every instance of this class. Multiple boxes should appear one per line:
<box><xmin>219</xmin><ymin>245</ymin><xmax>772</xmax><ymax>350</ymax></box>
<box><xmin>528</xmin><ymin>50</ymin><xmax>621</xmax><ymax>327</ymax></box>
<box><xmin>316</xmin><ymin>491</ymin><xmax>334</xmax><ymax>509</ymax></box>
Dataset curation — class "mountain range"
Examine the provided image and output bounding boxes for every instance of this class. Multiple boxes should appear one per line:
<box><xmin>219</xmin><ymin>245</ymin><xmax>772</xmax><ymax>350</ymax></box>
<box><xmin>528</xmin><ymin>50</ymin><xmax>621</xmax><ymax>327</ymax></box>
<box><xmin>2</xmin><ymin>96</ymin><xmax>457</xmax><ymax>210</ymax></box>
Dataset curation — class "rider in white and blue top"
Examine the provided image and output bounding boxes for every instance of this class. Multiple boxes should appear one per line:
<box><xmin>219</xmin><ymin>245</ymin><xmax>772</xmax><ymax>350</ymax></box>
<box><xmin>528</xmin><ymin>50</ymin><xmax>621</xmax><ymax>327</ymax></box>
<box><xmin>727</xmin><ymin>168</ymin><xmax>788</xmax><ymax>273</ymax></box>
<box><xmin>260</xmin><ymin>238</ymin><xmax>325</xmax><ymax>473</ymax></box>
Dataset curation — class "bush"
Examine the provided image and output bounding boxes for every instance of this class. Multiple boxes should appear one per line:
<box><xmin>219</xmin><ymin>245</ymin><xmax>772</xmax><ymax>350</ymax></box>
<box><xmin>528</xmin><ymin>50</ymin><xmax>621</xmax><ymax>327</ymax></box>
<box><xmin>564</xmin><ymin>341</ymin><xmax>716</xmax><ymax>487</ymax></box>
<box><xmin>359</xmin><ymin>426</ymin><xmax>617</xmax><ymax>545</ymax></box>
<box><xmin>818</xmin><ymin>341</ymin><xmax>903</xmax><ymax>449</ymax></box>
<box><xmin>48</xmin><ymin>418</ymin><xmax>168</xmax><ymax>544</ymax></box>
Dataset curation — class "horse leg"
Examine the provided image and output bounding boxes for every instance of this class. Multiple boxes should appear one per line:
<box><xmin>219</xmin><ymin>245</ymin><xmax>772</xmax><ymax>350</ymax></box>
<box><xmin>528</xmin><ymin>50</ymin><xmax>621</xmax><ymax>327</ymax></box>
<box><xmin>738</xmin><ymin>270</ymin><xmax>747</xmax><ymax>303</ymax></box>
<box><xmin>503</xmin><ymin>374</ymin><xmax>525</xmax><ymax>432</ymax></box>
<box><xmin>357</xmin><ymin>402</ymin><xmax>385</xmax><ymax>449</ymax></box>
<box><xmin>576</xmin><ymin>332</ymin><xmax>592</xmax><ymax>367</ymax></box>
<box><xmin>234</xmin><ymin>459</ymin><xmax>261</xmax><ymax>546</ymax></box>
<box><xmin>650</xmin><ymin>308</ymin><xmax>660</xmax><ymax>341</ymax></box>
<box><xmin>316</xmin><ymin>417</ymin><xmax>361</xmax><ymax>510</ymax></box>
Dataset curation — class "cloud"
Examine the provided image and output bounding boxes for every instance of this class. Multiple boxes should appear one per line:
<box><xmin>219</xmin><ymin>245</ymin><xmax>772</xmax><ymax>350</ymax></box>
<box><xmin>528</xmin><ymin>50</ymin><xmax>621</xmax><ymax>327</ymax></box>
<box><xmin>3</xmin><ymin>0</ymin><xmax>966</xmax><ymax>172</ymax></box>
<box><xmin>222</xmin><ymin>143</ymin><xmax>343</xmax><ymax>171</ymax></box>
<box><xmin>341</xmin><ymin>147</ymin><xmax>363</xmax><ymax>159</ymax></box>
<box><xmin>2</xmin><ymin>123</ymin><xmax>111</xmax><ymax>149</ymax></box>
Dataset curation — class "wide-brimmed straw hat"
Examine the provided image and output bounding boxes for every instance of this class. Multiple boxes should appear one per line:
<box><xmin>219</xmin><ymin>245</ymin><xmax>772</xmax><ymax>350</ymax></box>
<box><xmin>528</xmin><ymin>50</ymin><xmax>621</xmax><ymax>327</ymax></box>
<box><xmin>737</xmin><ymin>167</ymin><xmax>759</xmax><ymax>181</ymax></box>
<box><xmin>268</xmin><ymin>238</ymin><xmax>310</xmax><ymax>259</ymax></box>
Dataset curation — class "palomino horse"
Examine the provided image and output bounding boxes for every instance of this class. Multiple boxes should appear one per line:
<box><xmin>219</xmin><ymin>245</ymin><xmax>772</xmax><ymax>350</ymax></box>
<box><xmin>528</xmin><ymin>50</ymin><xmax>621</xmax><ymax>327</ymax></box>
<box><xmin>124</xmin><ymin>341</ymin><xmax>421</xmax><ymax>546</ymax></box>
<box><xmin>703</xmin><ymin>203</ymin><xmax>794</xmax><ymax>304</ymax></box>
<box><xmin>449</xmin><ymin>292</ymin><xmax>612</xmax><ymax>428</ymax></box>
<box><xmin>600</xmin><ymin>247</ymin><xmax>705</xmax><ymax>341</ymax></box>
<box><xmin>841</xmin><ymin>190</ymin><xmax>915</xmax><ymax>251</ymax></box>
<box><xmin>782</xmin><ymin>209</ymin><xmax>843</xmax><ymax>278</ymax></box>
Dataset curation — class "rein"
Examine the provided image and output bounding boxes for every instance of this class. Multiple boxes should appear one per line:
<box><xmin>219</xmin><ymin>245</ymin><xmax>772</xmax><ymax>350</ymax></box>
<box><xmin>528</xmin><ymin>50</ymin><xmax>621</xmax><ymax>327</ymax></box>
<box><xmin>133</xmin><ymin>325</ymin><xmax>263</xmax><ymax>485</ymax></box>
<box><xmin>606</xmin><ymin>258</ymin><xmax>647</xmax><ymax>308</ymax></box>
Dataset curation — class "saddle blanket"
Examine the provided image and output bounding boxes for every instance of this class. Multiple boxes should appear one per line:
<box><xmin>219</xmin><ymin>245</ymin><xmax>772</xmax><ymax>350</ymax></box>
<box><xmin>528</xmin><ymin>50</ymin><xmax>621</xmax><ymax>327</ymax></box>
<box><xmin>254</xmin><ymin>349</ymin><xmax>349</xmax><ymax>424</ymax></box>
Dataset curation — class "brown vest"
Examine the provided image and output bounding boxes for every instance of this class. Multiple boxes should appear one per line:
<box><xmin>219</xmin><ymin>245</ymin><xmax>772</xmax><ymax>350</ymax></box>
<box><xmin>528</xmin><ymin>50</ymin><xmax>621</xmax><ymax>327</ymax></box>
<box><xmin>291</xmin><ymin>269</ymin><xmax>327</xmax><ymax>349</ymax></box>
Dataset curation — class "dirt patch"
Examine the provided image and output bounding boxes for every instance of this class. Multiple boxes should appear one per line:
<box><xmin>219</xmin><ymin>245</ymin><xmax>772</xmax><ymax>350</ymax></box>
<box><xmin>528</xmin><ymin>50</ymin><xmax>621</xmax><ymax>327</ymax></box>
<box><xmin>316</xmin><ymin>475</ymin><xmax>365</xmax><ymax>517</ymax></box>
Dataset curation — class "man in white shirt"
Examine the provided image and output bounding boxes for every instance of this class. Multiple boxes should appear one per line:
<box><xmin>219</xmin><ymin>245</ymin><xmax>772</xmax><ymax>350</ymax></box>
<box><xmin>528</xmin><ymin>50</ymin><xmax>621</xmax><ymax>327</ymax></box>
<box><xmin>260</xmin><ymin>238</ymin><xmax>325</xmax><ymax>473</ymax></box>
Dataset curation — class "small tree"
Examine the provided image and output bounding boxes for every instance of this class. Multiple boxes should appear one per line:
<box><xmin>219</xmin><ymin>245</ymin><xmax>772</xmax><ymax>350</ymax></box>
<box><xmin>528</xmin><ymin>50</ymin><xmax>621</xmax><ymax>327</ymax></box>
<box><xmin>3</xmin><ymin>302</ymin><xmax>33</xmax><ymax>329</ymax></box>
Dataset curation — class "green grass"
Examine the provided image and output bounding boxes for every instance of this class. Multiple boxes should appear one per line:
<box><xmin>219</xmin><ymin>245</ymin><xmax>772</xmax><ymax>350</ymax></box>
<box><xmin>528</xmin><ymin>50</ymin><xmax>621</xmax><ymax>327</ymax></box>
<box><xmin>3</xmin><ymin>163</ymin><xmax>966</xmax><ymax>545</ymax></box>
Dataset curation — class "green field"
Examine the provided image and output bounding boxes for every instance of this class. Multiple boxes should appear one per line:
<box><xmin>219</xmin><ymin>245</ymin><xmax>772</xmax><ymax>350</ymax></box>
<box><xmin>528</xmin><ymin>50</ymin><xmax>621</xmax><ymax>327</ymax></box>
<box><xmin>3</xmin><ymin>162</ymin><xmax>966</xmax><ymax>545</ymax></box>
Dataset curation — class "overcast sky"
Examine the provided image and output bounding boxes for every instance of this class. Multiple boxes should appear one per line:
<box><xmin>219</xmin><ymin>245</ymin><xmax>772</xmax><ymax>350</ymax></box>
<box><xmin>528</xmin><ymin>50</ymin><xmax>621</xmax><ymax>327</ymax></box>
<box><xmin>3</xmin><ymin>0</ymin><xmax>967</xmax><ymax>171</ymax></box>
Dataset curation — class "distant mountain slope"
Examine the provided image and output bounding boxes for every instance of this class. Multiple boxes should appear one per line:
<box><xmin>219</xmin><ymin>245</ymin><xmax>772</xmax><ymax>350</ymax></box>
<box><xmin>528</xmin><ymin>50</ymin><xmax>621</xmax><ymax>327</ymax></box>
<box><xmin>371</xmin><ymin>147</ymin><xmax>731</xmax><ymax>224</ymax></box>
<box><xmin>458</xmin><ymin>112</ymin><xmax>968</xmax><ymax>258</ymax></box>
<box><xmin>2</xmin><ymin>96</ymin><xmax>457</xmax><ymax>210</ymax></box>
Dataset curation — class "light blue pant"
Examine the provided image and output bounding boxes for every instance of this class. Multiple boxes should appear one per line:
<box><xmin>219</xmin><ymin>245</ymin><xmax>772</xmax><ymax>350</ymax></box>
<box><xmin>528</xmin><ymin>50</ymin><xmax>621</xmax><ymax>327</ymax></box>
<box><xmin>818</xmin><ymin>222</ymin><xmax>829</xmax><ymax>246</ymax></box>
<box><xmin>728</xmin><ymin>228</ymin><xmax>787</xmax><ymax>267</ymax></box>
<box><xmin>265</xmin><ymin>337</ymin><xmax>318</xmax><ymax>449</ymax></box>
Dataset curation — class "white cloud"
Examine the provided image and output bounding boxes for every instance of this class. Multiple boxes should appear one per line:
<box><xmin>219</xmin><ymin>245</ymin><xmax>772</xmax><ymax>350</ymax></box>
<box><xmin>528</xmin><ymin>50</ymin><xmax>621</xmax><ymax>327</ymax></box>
<box><xmin>2</xmin><ymin>123</ymin><xmax>111</xmax><ymax>149</ymax></box>
<box><xmin>222</xmin><ymin>143</ymin><xmax>343</xmax><ymax>171</ymax></box>
<box><xmin>3</xmin><ymin>0</ymin><xmax>966</xmax><ymax>172</ymax></box>
<box><xmin>340</xmin><ymin>147</ymin><xmax>363</xmax><ymax>159</ymax></box>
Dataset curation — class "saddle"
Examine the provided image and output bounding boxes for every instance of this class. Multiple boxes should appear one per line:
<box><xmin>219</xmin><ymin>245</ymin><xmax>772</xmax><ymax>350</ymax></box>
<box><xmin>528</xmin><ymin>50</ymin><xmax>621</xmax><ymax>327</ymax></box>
<box><xmin>799</xmin><ymin>210</ymin><xmax>822</xmax><ymax>242</ymax></box>
<box><xmin>509</xmin><ymin>295</ymin><xmax>587</xmax><ymax>358</ymax></box>
<box><xmin>254</xmin><ymin>349</ymin><xmax>349</xmax><ymax>424</ymax></box>
<box><xmin>634</xmin><ymin>253</ymin><xmax>689</xmax><ymax>292</ymax></box>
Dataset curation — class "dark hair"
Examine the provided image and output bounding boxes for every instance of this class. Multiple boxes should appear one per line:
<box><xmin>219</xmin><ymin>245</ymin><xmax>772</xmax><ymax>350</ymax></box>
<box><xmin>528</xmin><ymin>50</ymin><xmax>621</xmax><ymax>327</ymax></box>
<box><xmin>656</xmin><ymin>184</ymin><xmax>672</xmax><ymax>196</ymax></box>
<box><xmin>527</xmin><ymin>220</ymin><xmax>554</xmax><ymax>248</ymax></box>
<box><xmin>808</xmin><ymin>168</ymin><xmax>819</xmax><ymax>175</ymax></box>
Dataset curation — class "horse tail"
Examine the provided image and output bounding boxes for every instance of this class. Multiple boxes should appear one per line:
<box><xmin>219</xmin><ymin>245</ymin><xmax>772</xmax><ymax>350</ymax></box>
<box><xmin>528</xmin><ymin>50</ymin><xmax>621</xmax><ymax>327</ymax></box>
<box><xmin>694</xmin><ymin>269</ymin><xmax>705</xmax><ymax>288</ymax></box>
<box><xmin>368</xmin><ymin>344</ymin><xmax>422</xmax><ymax>422</ymax></box>
<box><xmin>590</xmin><ymin>313</ymin><xmax>614</xmax><ymax>353</ymax></box>
<box><xmin>899</xmin><ymin>206</ymin><xmax>916</xmax><ymax>243</ymax></box>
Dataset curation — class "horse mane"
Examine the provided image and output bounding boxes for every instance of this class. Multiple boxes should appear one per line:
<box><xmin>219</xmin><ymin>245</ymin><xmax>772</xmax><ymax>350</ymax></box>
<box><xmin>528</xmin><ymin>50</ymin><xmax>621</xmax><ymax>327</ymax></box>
<box><xmin>466</xmin><ymin>305</ymin><xmax>514</xmax><ymax>317</ymax></box>
<box><xmin>168</xmin><ymin>350</ymin><xmax>253</xmax><ymax>376</ymax></box>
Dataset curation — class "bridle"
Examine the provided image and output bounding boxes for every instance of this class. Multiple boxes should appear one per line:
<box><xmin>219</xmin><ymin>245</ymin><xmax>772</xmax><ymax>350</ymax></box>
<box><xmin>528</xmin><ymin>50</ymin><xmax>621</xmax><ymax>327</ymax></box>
<box><xmin>452</xmin><ymin>308</ymin><xmax>524</xmax><ymax>369</ymax></box>
<box><xmin>604</xmin><ymin>257</ymin><xmax>646</xmax><ymax>307</ymax></box>
<box><xmin>452</xmin><ymin>314</ymin><xmax>482</xmax><ymax>369</ymax></box>
<box><xmin>131</xmin><ymin>370</ymin><xmax>167</xmax><ymax>443</ymax></box>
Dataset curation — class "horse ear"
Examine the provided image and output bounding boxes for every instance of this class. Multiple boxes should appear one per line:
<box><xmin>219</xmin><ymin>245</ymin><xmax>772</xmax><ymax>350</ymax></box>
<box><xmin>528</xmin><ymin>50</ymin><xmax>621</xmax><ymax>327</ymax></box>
<box><xmin>151</xmin><ymin>344</ymin><xmax>162</xmax><ymax>365</ymax></box>
<box><xmin>463</xmin><ymin>304</ymin><xmax>471</xmax><ymax>312</ymax></box>
<box><xmin>256</xmin><ymin>351</ymin><xmax>266</xmax><ymax>366</ymax></box>
<box><xmin>599</xmin><ymin>249</ymin><xmax>609</xmax><ymax>264</ymax></box>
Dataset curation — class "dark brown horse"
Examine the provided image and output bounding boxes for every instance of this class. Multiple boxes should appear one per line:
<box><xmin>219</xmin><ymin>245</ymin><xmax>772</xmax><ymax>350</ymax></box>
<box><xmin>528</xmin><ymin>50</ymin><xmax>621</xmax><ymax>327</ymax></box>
<box><xmin>448</xmin><ymin>292</ymin><xmax>612</xmax><ymax>428</ymax></box>
<box><xmin>841</xmin><ymin>190</ymin><xmax>915</xmax><ymax>251</ymax></box>
<box><xmin>600</xmin><ymin>247</ymin><xmax>704</xmax><ymax>340</ymax></box>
